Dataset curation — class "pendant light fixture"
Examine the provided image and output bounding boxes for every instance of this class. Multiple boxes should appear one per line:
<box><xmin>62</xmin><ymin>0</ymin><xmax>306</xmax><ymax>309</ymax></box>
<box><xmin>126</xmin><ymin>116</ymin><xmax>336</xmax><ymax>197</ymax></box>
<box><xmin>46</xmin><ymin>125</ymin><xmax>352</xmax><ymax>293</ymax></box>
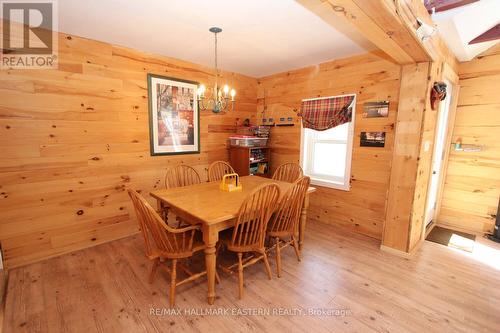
<box><xmin>197</xmin><ymin>27</ymin><xmax>235</xmax><ymax>113</ymax></box>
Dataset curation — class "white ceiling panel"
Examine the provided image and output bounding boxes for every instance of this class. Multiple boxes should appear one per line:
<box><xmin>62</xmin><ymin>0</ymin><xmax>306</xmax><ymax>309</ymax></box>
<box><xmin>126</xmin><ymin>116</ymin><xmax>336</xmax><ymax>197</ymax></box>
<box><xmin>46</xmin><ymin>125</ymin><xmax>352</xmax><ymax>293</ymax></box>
<box><xmin>53</xmin><ymin>0</ymin><xmax>372</xmax><ymax>77</ymax></box>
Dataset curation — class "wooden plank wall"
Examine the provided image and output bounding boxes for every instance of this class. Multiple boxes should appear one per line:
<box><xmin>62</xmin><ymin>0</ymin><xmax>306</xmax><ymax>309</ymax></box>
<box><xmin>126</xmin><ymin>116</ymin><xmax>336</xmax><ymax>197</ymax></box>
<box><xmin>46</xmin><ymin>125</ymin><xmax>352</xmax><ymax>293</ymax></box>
<box><xmin>257</xmin><ymin>51</ymin><xmax>401</xmax><ymax>239</ymax></box>
<box><xmin>438</xmin><ymin>45</ymin><xmax>500</xmax><ymax>233</ymax></box>
<box><xmin>382</xmin><ymin>62</ymin><xmax>431</xmax><ymax>252</ymax></box>
<box><xmin>408</xmin><ymin>61</ymin><xmax>443</xmax><ymax>252</ymax></box>
<box><xmin>0</xmin><ymin>33</ymin><xmax>257</xmax><ymax>268</ymax></box>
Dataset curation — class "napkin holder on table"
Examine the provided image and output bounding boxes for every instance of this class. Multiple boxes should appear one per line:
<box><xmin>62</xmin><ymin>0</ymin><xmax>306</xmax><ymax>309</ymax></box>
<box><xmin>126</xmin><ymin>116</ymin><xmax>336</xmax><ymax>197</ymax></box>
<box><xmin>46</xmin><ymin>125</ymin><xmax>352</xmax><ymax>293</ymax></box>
<box><xmin>220</xmin><ymin>173</ymin><xmax>243</xmax><ymax>192</ymax></box>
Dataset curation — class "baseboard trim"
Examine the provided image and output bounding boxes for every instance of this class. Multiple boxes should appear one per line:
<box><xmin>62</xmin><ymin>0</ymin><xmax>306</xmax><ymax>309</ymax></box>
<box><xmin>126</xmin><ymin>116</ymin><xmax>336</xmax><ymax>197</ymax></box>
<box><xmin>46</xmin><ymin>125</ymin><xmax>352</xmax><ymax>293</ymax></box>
<box><xmin>380</xmin><ymin>245</ymin><xmax>413</xmax><ymax>258</ymax></box>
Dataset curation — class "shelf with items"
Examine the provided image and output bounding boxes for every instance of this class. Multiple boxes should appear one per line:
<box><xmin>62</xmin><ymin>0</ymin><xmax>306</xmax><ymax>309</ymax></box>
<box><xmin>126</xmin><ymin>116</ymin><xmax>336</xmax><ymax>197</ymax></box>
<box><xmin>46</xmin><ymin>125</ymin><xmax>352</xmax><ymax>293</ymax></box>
<box><xmin>229</xmin><ymin>146</ymin><xmax>271</xmax><ymax>177</ymax></box>
<box><xmin>451</xmin><ymin>141</ymin><xmax>483</xmax><ymax>152</ymax></box>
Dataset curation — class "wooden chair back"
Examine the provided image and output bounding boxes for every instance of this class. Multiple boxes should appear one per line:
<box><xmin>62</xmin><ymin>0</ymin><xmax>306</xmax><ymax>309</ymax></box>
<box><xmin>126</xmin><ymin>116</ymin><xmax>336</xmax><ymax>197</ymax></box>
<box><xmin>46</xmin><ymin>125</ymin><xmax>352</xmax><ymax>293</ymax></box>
<box><xmin>229</xmin><ymin>183</ymin><xmax>281</xmax><ymax>250</ymax></box>
<box><xmin>127</xmin><ymin>189</ymin><xmax>198</xmax><ymax>258</ymax></box>
<box><xmin>272</xmin><ymin>163</ymin><xmax>303</xmax><ymax>183</ymax></box>
<box><xmin>208</xmin><ymin>161</ymin><xmax>235</xmax><ymax>182</ymax></box>
<box><xmin>164</xmin><ymin>165</ymin><xmax>201</xmax><ymax>189</ymax></box>
<box><xmin>268</xmin><ymin>176</ymin><xmax>310</xmax><ymax>235</ymax></box>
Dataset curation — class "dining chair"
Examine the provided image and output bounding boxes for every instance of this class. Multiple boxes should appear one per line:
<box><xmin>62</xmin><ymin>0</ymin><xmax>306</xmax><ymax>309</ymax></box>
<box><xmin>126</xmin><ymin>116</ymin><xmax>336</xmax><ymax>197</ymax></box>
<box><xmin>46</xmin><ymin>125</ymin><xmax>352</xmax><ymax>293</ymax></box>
<box><xmin>266</xmin><ymin>176</ymin><xmax>310</xmax><ymax>277</ymax></box>
<box><xmin>127</xmin><ymin>188</ymin><xmax>215</xmax><ymax>307</ymax></box>
<box><xmin>163</xmin><ymin>165</ymin><xmax>202</xmax><ymax>227</ymax></box>
<box><xmin>218</xmin><ymin>183</ymin><xmax>281</xmax><ymax>299</ymax></box>
<box><xmin>272</xmin><ymin>163</ymin><xmax>303</xmax><ymax>183</ymax></box>
<box><xmin>164</xmin><ymin>164</ymin><xmax>202</xmax><ymax>189</ymax></box>
<box><xmin>207</xmin><ymin>160</ymin><xmax>235</xmax><ymax>182</ymax></box>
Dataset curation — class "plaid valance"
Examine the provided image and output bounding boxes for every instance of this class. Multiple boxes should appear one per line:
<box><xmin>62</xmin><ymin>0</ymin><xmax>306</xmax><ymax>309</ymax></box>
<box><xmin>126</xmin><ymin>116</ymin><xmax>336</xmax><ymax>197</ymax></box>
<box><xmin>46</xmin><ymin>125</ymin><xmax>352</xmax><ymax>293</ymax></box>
<box><xmin>299</xmin><ymin>95</ymin><xmax>354</xmax><ymax>131</ymax></box>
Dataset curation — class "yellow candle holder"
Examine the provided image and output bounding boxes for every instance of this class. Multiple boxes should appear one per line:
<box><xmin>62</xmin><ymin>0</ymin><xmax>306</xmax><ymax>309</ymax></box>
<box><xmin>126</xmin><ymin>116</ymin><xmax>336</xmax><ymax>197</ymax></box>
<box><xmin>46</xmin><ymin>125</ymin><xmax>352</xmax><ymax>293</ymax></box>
<box><xmin>220</xmin><ymin>173</ymin><xmax>243</xmax><ymax>192</ymax></box>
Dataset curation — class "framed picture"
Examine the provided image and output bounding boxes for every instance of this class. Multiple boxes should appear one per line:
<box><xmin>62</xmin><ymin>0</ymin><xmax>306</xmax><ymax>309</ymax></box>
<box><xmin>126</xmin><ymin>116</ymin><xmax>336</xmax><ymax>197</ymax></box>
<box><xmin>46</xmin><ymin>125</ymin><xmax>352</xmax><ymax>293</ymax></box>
<box><xmin>360</xmin><ymin>131</ymin><xmax>386</xmax><ymax>147</ymax></box>
<box><xmin>147</xmin><ymin>74</ymin><xmax>200</xmax><ymax>156</ymax></box>
<box><xmin>363</xmin><ymin>101</ymin><xmax>389</xmax><ymax>118</ymax></box>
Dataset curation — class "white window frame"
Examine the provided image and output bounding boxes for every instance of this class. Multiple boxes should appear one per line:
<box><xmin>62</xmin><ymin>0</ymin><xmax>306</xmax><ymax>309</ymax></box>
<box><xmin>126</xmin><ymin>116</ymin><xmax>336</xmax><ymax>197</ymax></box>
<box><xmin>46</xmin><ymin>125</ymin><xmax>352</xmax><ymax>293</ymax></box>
<box><xmin>299</xmin><ymin>94</ymin><xmax>356</xmax><ymax>191</ymax></box>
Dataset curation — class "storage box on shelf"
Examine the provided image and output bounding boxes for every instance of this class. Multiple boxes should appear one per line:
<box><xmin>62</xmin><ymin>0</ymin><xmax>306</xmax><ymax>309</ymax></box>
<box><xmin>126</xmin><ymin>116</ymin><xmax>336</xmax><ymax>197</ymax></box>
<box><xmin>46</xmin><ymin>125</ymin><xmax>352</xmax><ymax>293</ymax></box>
<box><xmin>229</xmin><ymin>136</ymin><xmax>268</xmax><ymax>147</ymax></box>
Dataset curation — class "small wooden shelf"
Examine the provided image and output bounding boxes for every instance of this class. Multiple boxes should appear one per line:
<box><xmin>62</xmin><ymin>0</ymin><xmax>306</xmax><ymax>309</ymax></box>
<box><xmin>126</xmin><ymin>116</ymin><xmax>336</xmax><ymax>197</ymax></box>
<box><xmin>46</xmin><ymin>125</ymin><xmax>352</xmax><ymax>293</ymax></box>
<box><xmin>229</xmin><ymin>146</ymin><xmax>270</xmax><ymax>177</ymax></box>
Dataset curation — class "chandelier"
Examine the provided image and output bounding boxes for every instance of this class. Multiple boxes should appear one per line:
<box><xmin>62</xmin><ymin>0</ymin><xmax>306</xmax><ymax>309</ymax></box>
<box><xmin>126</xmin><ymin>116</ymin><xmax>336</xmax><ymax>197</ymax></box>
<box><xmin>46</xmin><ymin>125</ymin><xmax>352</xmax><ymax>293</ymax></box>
<box><xmin>197</xmin><ymin>27</ymin><xmax>235</xmax><ymax>113</ymax></box>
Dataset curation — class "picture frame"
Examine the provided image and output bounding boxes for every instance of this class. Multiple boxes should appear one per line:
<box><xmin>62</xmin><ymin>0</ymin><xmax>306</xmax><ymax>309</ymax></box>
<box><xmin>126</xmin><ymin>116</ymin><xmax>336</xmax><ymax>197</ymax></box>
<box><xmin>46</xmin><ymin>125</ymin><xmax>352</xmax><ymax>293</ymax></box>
<box><xmin>363</xmin><ymin>101</ymin><xmax>389</xmax><ymax>118</ymax></box>
<box><xmin>147</xmin><ymin>74</ymin><xmax>200</xmax><ymax>156</ymax></box>
<box><xmin>360</xmin><ymin>131</ymin><xmax>386</xmax><ymax>147</ymax></box>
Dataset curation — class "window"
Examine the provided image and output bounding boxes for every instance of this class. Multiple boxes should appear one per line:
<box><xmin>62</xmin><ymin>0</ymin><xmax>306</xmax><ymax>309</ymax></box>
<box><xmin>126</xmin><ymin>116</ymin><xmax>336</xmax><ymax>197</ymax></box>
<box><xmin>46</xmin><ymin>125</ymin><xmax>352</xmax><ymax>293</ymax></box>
<box><xmin>300</xmin><ymin>95</ymin><xmax>355</xmax><ymax>190</ymax></box>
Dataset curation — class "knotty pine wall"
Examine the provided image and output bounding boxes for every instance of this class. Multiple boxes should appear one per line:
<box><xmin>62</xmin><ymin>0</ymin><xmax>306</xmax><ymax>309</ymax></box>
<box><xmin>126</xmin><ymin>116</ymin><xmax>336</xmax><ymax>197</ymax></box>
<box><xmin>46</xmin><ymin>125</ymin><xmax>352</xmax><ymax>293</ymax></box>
<box><xmin>257</xmin><ymin>51</ymin><xmax>401</xmax><ymax>239</ymax></box>
<box><xmin>0</xmin><ymin>33</ymin><xmax>257</xmax><ymax>268</ymax></box>
<box><xmin>438</xmin><ymin>45</ymin><xmax>500</xmax><ymax>233</ymax></box>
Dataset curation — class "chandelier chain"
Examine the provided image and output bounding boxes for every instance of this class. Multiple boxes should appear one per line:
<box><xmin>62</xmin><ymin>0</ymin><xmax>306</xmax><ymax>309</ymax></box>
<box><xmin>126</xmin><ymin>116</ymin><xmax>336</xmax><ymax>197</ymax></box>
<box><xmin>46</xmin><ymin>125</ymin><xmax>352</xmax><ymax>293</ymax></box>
<box><xmin>214</xmin><ymin>31</ymin><xmax>218</xmax><ymax>81</ymax></box>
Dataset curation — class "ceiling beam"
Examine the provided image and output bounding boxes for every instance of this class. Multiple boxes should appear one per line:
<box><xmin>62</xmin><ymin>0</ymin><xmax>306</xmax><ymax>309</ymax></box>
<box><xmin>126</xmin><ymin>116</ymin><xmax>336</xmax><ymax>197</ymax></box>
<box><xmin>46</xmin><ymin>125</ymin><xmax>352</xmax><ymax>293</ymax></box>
<box><xmin>297</xmin><ymin>0</ymin><xmax>438</xmax><ymax>64</ymax></box>
<box><xmin>396</xmin><ymin>0</ymin><xmax>459</xmax><ymax>72</ymax></box>
<box><xmin>297</xmin><ymin>0</ymin><xmax>416</xmax><ymax>64</ymax></box>
<box><xmin>424</xmin><ymin>0</ymin><xmax>480</xmax><ymax>14</ymax></box>
<box><xmin>352</xmin><ymin>0</ymin><xmax>431</xmax><ymax>62</ymax></box>
<box><xmin>469</xmin><ymin>24</ymin><xmax>500</xmax><ymax>45</ymax></box>
<box><xmin>296</xmin><ymin>0</ymin><xmax>459</xmax><ymax>70</ymax></box>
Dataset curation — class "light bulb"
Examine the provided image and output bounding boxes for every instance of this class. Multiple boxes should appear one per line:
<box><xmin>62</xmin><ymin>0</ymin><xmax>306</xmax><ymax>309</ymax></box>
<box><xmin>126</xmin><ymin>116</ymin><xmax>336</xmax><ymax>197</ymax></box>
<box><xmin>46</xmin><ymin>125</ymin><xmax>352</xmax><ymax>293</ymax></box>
<box><xmin>230</xmin><ymin>89</ymin><xmax>236</xmax><ymax>98</ymax></box>
<box><xmin>198</xmin><ymin>84</ymin><xmax>205</xmax><ymax>97</ymax></box>
<box><xmin>223</xmin><ymin>85</ymin><xmax>229</xmax><ymax>96</ymax></box>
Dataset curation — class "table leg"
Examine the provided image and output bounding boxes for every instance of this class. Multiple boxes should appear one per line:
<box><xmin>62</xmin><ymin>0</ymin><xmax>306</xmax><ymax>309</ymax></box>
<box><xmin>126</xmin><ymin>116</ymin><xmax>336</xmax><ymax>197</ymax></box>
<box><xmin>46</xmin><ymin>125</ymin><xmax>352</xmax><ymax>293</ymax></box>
<box><xmin>203</xmin><ymin>224</ymin><xmax>219</xmax><ymax>305</ymax></box>
<box><xmin>299</xmin><ymin>194</ymin><xmax>310</xmax><ymax>251</ymax></box>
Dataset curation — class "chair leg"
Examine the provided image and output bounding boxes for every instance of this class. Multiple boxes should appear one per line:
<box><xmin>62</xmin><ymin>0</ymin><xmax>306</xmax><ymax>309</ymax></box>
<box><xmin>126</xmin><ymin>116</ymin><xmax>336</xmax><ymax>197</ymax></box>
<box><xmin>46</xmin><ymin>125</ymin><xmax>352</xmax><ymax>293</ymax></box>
<box><xmin>149</xmin><ymin>258</ymin><xmax>159</xmax><ymax>283</ymax></box>
<box><xmin>262</xmin><ymin>252</ymin><xmax>273</xmax><ymax>280</ymax></box>
<box><xmin>170</xmin><ymin>259</ymin><xmax>177</xmax><ymax>307</ymax></box>
<box><xmin>215</xmin><ymin>243</ymin><xmax>222</xmax><ymax>284</ymax></box>
<box><xmin>291</xmin><ymin>236</ymin><xmax>301</xmax><ymax>262</ymax></box>
<box><xmin>275</xmin><ymin>237</ymin><xmax>282</xmax><ymax>278</ymax></box>
<box><xmin>215</xmin><ymin>242</ymin><xmax>222</xmax><ymax>257</ymax></box>
<box><xmin>237</xmin><ymin>252</ymin><xmax>244</xmax><ymax>299</ymax></box>
<box><xmin>215</xmin><ymin>269</ymin><xmax>221</xmax><ymax>284</ymax></box>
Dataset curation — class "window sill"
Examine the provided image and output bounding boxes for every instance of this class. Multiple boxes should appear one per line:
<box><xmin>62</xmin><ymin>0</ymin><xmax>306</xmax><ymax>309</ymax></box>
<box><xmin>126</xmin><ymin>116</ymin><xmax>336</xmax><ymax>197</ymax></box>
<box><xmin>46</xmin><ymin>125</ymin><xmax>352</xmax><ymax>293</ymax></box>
<box><xmin>309</xmin><ymin>178</ymin><xmax>350</xmax><ymax>191</ymax></box>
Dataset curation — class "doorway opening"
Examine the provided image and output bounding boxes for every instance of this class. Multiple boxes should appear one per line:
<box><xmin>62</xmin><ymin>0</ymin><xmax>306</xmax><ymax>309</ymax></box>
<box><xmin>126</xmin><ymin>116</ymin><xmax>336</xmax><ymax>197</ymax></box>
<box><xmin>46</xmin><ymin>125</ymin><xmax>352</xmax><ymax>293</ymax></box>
<box><xmin>425</xmin><ymin>79</ymin><xmax>453</xmax><ymax>229</ymax></box>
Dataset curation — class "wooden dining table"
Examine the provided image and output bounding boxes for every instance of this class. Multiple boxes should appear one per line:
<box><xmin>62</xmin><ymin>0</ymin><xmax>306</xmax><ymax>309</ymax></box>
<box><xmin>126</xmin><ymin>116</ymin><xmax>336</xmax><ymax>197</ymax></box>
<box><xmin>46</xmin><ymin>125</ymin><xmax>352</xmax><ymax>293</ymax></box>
<box><xmin>150</xmin><ymin>175</ymin><xmax>316</xmax><ymax>304</ymax></box>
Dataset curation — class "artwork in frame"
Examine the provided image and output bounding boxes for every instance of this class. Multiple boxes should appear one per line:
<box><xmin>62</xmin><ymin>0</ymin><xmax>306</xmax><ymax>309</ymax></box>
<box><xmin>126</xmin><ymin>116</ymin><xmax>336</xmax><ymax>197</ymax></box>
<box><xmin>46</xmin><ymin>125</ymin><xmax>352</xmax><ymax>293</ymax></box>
<box><xmin>362</xmin><ymin>101</ymin><xmax>389</xmax><ymax>118</ymax></box>
<box><xmin>360</xmin><ymin>131</ymin><xmax>386</xmax><ymax>147</ymax></box>
<box><xmin>147</xmin><ymin>74</ymin><xmax>200</xmax><ymax>156</ymax></box>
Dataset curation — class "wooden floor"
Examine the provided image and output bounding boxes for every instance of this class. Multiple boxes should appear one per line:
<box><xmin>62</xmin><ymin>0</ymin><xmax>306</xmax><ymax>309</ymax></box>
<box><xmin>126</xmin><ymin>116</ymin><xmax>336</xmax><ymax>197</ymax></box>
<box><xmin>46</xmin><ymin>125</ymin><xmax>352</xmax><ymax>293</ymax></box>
<box><xmin>4</xmin><ymin>221</ymin><xmax>500</xmax><ymax>333</ymax></box>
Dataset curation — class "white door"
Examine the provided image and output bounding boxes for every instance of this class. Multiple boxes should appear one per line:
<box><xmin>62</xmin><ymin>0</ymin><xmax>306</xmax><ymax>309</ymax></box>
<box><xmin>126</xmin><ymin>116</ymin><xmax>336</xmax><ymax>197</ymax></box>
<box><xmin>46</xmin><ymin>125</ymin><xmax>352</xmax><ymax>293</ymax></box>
<box><xmin>425</xmin><ymin>80</ymin><xmax>453</xmax><ymax>226</ymax></box>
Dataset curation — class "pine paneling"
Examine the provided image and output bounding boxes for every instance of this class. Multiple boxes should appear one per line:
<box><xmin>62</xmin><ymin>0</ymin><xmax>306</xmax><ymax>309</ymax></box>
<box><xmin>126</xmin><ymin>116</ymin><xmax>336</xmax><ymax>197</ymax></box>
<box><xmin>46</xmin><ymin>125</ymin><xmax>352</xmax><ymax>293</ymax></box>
<box><xmin>0</xmin><ymin>33</ymin><xmax>257</xmax><ymax>268</ymax></box>
<box><xmin>438</xmin><ymin>45</ymin><xmax>500</xmax><ymax>233</ymax></box>
<box><xmin>382</xmin><ymin>62</ymin><xmax>431</xmax><ymax>252</ymax></box>
<box><xmin>257</xmin><ymin>51</ymin><xmax>401</xmax><ymax>239</ymax></box>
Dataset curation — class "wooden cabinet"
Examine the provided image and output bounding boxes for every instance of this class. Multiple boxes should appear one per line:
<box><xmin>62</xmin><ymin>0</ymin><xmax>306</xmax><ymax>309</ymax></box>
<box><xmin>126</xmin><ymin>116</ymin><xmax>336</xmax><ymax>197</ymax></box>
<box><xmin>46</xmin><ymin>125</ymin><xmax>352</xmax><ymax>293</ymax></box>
<box><xmin>229</xmin><ymin>146</ymin><xmax>270</xmax><ymax>177</ymax></box>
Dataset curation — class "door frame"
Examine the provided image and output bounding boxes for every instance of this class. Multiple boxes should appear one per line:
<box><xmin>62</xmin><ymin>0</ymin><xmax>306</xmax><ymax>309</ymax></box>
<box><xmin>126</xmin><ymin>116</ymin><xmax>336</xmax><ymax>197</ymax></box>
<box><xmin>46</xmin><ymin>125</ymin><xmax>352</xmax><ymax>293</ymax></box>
<box><xmin>424</xmin><ymin>63</ymin><xmax>460</xmax><ymax>234</ymax></box>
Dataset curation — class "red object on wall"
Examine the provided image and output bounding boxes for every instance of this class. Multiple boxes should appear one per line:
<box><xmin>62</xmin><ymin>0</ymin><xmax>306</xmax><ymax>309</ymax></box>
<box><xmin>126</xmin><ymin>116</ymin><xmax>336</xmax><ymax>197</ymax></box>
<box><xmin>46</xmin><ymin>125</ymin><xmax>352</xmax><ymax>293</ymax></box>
<box><xmin>430</xmin><ymin>82</ymin><xmax>447</xmax><ymax>110</ymax></box>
